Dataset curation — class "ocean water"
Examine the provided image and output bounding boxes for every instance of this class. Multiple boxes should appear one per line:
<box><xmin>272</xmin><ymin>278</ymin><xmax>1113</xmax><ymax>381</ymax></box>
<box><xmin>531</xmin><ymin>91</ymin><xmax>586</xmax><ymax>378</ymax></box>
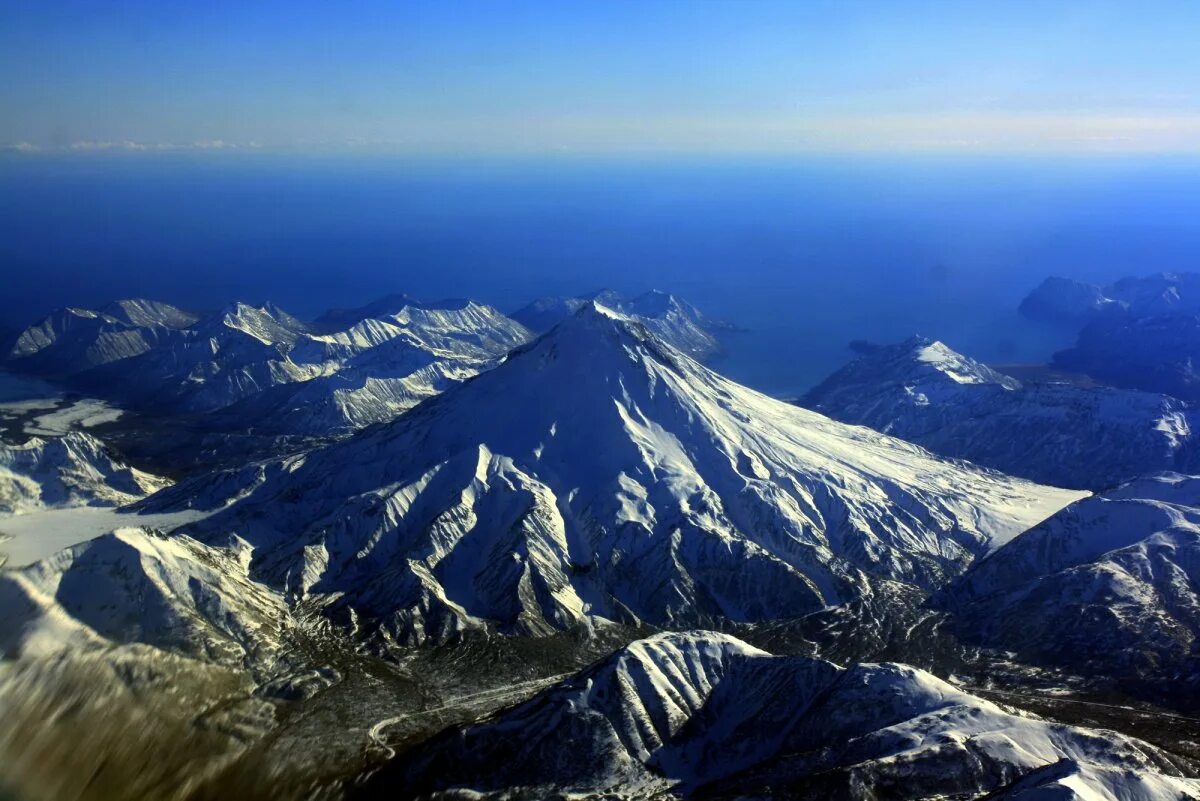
<box><xmin>3</xmin><ymin>154</ymin><xmax>1200</xmax><ymax>396</ymax></box>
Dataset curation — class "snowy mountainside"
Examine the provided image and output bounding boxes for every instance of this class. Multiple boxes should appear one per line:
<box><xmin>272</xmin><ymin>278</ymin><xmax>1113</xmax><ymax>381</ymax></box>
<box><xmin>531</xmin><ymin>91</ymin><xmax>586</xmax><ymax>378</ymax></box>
<box><xmin>292</xmin><ymin>299</ymin><xmax>530</xmax><ymax>366</ymax></box>
<box><xmin>97</xmin><ymin>299</ymin><xmax>200</xmax><ymax>330</ymax></box>
<box><xmin>801</xmin><ymin>336</ymin><xmax>1199</xmax><ymax>489</ymax></box>
<box><xmin>374</xmin><ymin>630</ymin><xmax>1199</xmax><ymax>801</ymax></box>
<box><xmin>5</xmin><ymin>296</ymin><xmax>533</xmax><ymax>434</ymax></box>
<box><xmin>141</xmin><ymin>302</ymin><xmax>1082</xmax><ymax>648</ymax></box>
<box><xmin>8</xmin><ymin>303</ymin><xmax>192</xmax><ymax>375</ymax></box>
<box><xmin>70</xmin><ymin>304</ymin><xmax>322</xmax><ymax>413</ymax></box>
<box><xmin>0</xmin><ymin>431</ymin><xmax>171</xmax><ymax>516</ymax></box>
<box><xmin>512</xmin><ymin>289</ymin><xmax>734</xmax><ymax>360</ymax></box>
<box><xmin>0</xmin><ymin>526</ymin><xmax>288</xmax><ymax>665</ymax></box>
<box><xmin>216</xmin><ymin>298</ymin><xmax>532</xmax><ymax>434</ymax></box>
<box><xmin>945</xmin><ymin>472</ymin><xmax>1200</xmax><ymax>689</ymax></box>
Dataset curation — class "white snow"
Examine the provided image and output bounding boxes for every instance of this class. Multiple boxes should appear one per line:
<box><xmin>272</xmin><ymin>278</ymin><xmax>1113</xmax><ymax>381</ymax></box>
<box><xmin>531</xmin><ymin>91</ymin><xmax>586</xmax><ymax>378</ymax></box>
<box><xmin>150</xmin><ymin>301</ymin><xmax>1082</xmax><ymax>646</ymax></box>
<box><xmin>0</xmin><ymin>507</ymin><xmax>209</xmax><ymax>567</ymax></box>
<box><xmin>24</xmin><ymin>398</ymin><xmax>124</xmax><ymax>435</ymax></box>
<box><xmin>803</xmin><ymin>336</ymin><xmax>1196</xmax><ymax>490</ymax></box>
<box><xmin>390</xmin><ymin>631</ymin><xmax>1200</xmax><ymax>800</ymax></box>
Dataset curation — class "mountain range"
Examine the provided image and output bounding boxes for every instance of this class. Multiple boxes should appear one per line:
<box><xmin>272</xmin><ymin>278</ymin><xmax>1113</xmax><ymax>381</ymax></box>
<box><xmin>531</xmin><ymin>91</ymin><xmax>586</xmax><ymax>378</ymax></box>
<box><xmin>4</xmin><ymin>289</ymin><xmax>1200</xmax><ymax>801</ymax></box>
<box><xmin>6</xmin><ymin>290</ymin><xmax>739</xmax><ymax>449</ymax></box>
<box><xmin>945</xmin><ymin>471</ymin><xmax>1200</xmax><ymax>705</ymax></box>
<box><xmin>801</xmin><ymin>336</ymin><xmax>1200</xmax><ymax>490</ymax></box>
<box><xmin>1</xmin><ymin>302</ymin><xmax>1083</xmax><ymax>668</ymax></box>
<box><xmin>1021</xmin><ymin>271</ymin><xmax>1200</xmax><ymax>402</ymax></box>
<box><xmin>371</xmin><ymin>630</ymin><xmax>1199</xmax><ymax>800</ymax></box>
<box><xmin>131</xmin><ymin>302</ymin><xmax>1079</xmax><ymax>651</ymax></box>
<box><xmin>0</xmin><ymin>431</ymin><xmax>170</xmax><ymax>516</ymax></box>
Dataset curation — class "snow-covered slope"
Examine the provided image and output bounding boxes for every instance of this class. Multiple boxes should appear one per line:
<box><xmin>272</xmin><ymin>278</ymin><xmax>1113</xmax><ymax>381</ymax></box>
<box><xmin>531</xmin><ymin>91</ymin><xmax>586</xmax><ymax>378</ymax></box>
<box><xmin>7</xmin><ymin>303</ymin><xmax>193</xmax><ymax>375</ymax></box>
<box><xmin>141</xmin><ymin>302</ymin><xmax>1081</xmax><ymax>648</ymax></box>
<box><xmin>0</xmin><ymin>432</ymin><xmax>170</xmax><ymax>516</ymax></box>
<box><xmin>945</xmin><ymin>472</ymin><xmax>1200</xmax><ymax>686</ymax></box>
<box><xmin>219</xmin><ymin>298</ymin><xmax>532</xmax><ymax>434</ymax></box>
<box><xmin>801</xmin><ymin>336</ymin><xmax>1199</xmax><ymax>490</ymax></box>
<box><xmin>6</xmin><ymin>296</ymin><xmax>532</xmax><ymax>433</ymax></box>
<box><xmin>293</xmin><ymin>298</ymin><xmax>530</xmax><ymax>369</ymax></box>
<box><xmin>97</xmin><ymin>299</ymin><xmax>200</xmax><ymax>330</ymax></box>
<box><xmin>0</xmin><ymin>526</ymin><xmax>287</xmax><ymax>665</ymax></box>
<box><xmin>380</xmin><ymin>631</ymin><xmax>1198</xmax><ymax>800</ymax></box>
<box><xmin>65</xmin><ymin>302</ymin><xmax>321</xmax><ymax>414</ymax></box>
<box><xmin>512</xmin><ymin>289</ymin><xmax>733</xmax><ymax>360</ymax></box>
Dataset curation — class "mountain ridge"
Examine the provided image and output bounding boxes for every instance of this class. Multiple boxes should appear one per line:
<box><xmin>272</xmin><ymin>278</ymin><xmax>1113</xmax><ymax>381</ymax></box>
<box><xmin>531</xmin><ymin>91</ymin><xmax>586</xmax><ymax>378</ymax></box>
<box><xmin>801</xmin><ymin>336</ymin><xmax>1199</xmax><ymax>490</ymax></box>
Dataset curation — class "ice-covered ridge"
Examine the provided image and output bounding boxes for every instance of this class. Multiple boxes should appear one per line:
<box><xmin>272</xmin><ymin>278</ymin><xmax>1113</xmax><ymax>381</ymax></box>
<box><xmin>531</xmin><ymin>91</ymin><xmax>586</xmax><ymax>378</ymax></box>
<box><xmin>802</xmin><ymin>336</ymin><xmax>1199</xmax><ymax>489</ymax></box>
<box><xmin>946</xmin><ymin>472</ymin><xmax>1200</xmax><ymax>688</ymax></box>
<box><xmin>4</xmin><ymin>295</ymin><xmax>534</xmax><ymax>433</ymax></box>
<box><xmin>0</xmin><ymin>432</ymin><xmax>170</xmax><ymax>517</ymax></box>
<box><xmin>384</xmin><ymin>630</ymin><xmax>1199</xmax><ymax>800</ymax></box>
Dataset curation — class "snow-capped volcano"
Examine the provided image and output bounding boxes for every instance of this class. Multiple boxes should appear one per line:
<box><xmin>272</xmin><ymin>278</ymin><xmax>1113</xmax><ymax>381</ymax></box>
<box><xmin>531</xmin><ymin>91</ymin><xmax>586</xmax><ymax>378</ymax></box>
<box><xmin>140</xmin><ymin>302</ymin><xmax>1082</xmax><ymax>648</ymax></box>
<box><xmin>801</xmin><ymin>336</ymin><xmax>1199</xmax><ymax>490</ymax></box>
<box><xmin>374</xmin><ymin>630</ymin><xmax>1198</xmax><ymax>800</ymax></box>
<box><xmin>512</xmin><ymin>289</ymin><xmax>733</xmax><ymax>360</ymax></box>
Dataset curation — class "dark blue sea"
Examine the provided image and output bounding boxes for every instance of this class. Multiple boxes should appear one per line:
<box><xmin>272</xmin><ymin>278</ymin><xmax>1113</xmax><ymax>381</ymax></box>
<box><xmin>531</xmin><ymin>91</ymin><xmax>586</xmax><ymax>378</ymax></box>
<box><xmin>4</xmin><ymin>154</ymin><xmax>1200</xmax><ymax>396</ymax></box>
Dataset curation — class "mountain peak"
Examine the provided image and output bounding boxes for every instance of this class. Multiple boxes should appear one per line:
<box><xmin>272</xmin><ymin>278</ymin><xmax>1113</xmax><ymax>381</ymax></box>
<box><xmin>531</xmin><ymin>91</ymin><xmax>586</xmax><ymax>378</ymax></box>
<box><xmin>162</xmin><ymin>295</ymin><xmax>1082</xmax><ymax>646</ymax></box>
<box><xmin>97</xmin><ymin>299</ymin><xmax>199</xmax><ymax>329</ymax></box>
<box><xmin>380</xmin><ymin>630</ymin><xmax>1193</xmax><ymax>800</ymax></box>
<box><xmin>805</xmin><ymin>337</ymin><xmax>1020</xmax><ymax>405</ymax></box>
<box><xmin>517</xmin><ymin>298</ymin><xmax>689</xmax><ymax>380</ymax></box>
<box><xmin>511</xmin><ymin>290</ymin><xmax>728</xmax><ymax>360</ymax></box>
<box><xmin>539</xmin><ymin>298</ymin><xmax>649</xmax><ymax>346</ymax></box>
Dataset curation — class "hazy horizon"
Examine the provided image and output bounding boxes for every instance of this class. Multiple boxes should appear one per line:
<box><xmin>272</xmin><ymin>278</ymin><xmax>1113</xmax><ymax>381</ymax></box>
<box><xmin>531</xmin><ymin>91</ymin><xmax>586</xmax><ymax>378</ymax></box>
<box><xmin>5</xmin><ymin>151</ymin><xmax>1200</xmax><ymax>395</ymax></box>
<box><xmin>6</xmin><ymin>2</ymin><xmax>1200</xmax><ymax>394</ymax></box>
<box><xmin>7</xmin><ymin>1</ymin><xmax>1200</xmax><ymax>156</ymax></box>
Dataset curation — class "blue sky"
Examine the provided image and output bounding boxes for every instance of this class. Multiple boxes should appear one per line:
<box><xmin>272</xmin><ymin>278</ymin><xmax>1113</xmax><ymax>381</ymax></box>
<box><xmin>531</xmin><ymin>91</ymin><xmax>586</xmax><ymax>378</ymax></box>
<box><xmin>5</xmin><ymin>0</ymin><xmax>1200</xmax><ymax>154</ymax></box>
